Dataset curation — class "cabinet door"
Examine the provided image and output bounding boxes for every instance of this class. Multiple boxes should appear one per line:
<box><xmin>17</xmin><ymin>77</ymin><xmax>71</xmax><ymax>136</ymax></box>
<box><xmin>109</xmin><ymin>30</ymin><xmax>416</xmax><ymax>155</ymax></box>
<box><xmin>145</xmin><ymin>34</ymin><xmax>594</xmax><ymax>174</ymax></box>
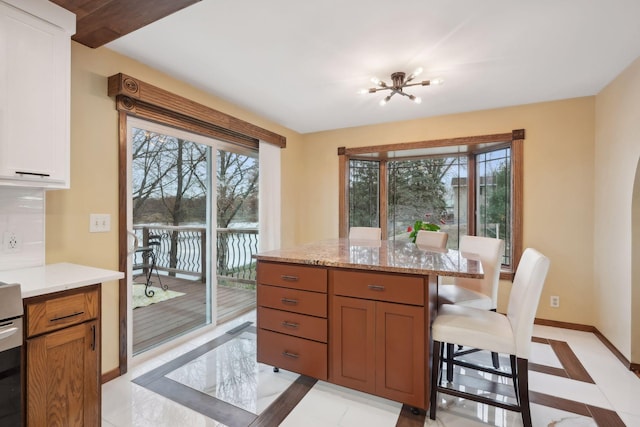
<box><xmin>27</xmin><ymin>321</ymin><xmax>99</xmax><ymax>427</ymax></box>
<box><xmin>375</xmin><ymin>301</ymin><xmax>425</xmax><ymax>408</ymax></box>
<box><xmin>0</xmin><ymin>2</ymin><xmax>70</xmax><ymax>188</ymax></box>
<box><xmin>329</xmin><ymin>296</ymin><xmax>376</xmax><ymax>393</ymax></box>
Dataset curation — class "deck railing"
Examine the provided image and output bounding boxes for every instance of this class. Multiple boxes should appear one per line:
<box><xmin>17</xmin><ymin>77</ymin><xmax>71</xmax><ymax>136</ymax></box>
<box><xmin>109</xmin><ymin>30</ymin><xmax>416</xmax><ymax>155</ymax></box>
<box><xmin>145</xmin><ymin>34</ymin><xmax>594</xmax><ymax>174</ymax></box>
<box><xmin>133</xmin><ymin>225</ymin><xmax>258</xmax><ymax>284</ymax></box>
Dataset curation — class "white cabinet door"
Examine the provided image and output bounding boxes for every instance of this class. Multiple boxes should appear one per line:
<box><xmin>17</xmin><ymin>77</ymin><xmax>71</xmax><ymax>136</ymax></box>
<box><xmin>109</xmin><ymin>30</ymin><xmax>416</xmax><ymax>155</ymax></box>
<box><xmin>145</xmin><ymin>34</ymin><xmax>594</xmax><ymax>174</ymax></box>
<box><xmin>0</xmin><ymin>2</ymin><xmax>70</xmax><ymax>188</ymax></box>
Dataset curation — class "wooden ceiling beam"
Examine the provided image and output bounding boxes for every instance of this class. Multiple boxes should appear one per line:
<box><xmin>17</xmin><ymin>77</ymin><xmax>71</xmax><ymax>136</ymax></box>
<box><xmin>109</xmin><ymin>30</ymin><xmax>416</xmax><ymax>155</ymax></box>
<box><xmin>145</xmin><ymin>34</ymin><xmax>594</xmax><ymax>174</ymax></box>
<box><xmin>51</xmin><ymin>0</ymin><xmax>201</xmax><ymax>48</ymax></box>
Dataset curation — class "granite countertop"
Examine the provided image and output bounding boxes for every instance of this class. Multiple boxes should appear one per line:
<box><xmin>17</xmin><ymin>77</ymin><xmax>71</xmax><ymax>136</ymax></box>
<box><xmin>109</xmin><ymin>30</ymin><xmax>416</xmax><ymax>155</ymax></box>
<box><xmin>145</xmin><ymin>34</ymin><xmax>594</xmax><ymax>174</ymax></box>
<box><xmin>0</xmin><ymin>262</ymin><xmax>124</xmax><ymax>298</ymax></box>
<box><xmin>254</xmin><ymin>238</ymin><xmax>483</xmax><ymax>278</ymax></box>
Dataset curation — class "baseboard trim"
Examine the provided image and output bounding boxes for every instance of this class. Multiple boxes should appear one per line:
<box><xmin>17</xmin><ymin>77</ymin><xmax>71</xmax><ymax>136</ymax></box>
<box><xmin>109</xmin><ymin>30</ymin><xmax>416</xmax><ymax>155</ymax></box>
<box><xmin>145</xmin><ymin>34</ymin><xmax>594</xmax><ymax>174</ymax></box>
<box><xmin>534</xmin><ymin>318</ymin><xmax>633</xmax><ymax>371</ymax></box>
<box><xmin>592</xmin><ymin>328</ymin><xmax>633</xmax><ymax>371</ymax></box>
<box><xmin>101</xmin><ymin>367</ymin><xmax>121</xmax><ymax>384</ymax></box>
<box><xmin>534</xmin><ymin>318</ymin><xmax>596</xmax><ymax>333</ymax></box>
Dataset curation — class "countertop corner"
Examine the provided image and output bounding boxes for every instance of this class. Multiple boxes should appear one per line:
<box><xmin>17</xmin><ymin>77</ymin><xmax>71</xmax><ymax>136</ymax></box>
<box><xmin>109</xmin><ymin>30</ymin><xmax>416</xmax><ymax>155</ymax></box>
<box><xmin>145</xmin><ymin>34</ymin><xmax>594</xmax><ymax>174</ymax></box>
<box><xmin>0</xmin><ymin>262</ymin><xmax>124</xmax><ymax>298</ymax></box>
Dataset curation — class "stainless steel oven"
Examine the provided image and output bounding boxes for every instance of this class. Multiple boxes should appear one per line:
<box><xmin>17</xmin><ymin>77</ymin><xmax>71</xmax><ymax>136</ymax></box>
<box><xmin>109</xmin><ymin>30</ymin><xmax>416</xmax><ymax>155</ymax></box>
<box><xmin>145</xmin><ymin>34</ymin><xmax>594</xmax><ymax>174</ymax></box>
<box><xmin>0</xmin><ymin>282</ymin><xmax>23</xmax><ymax>427</ymax></box>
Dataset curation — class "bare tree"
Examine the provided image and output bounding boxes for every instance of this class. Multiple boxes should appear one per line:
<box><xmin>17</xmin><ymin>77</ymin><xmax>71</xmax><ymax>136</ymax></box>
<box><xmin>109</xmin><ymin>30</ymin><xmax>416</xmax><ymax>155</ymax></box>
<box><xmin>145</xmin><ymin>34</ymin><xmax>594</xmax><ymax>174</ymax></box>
<box><xmin>217</xmin><ymin>151</ymin><xmax>258</xmax><ymax>227</ymax></box>
<box><xmin>131</xmin><ymin>130</ymin><xmax>174</xmax><ymax>223</ymax></box>
<box><xmin>216</xmin><ymin>150</ymin><xmax>259</xmax><ymax>274</ymax></box>
<box><xmin>156</xmin><ymin>138</ymin><xmax>208</xmax><ymax>273</ymax></box>
<box><xmin>131</xmin><ymin>129</ymin><xmax>259</xmax><ymax>278</ymax></box>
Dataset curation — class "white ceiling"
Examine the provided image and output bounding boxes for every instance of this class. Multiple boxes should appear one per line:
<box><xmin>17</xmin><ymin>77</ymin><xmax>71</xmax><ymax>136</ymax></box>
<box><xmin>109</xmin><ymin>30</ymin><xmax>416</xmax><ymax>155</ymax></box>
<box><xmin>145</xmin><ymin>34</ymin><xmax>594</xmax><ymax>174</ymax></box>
<box><xmin>106</xmin><ymin>0</ymin><xmax>640</xmax><ymax>134</ymax></box>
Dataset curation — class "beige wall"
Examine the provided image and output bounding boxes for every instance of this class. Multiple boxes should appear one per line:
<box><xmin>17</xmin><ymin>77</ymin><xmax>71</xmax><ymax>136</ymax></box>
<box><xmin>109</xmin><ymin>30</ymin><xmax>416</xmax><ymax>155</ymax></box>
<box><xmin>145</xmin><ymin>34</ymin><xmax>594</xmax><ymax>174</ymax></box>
<box><xmin>299</xmin><ymin>98</ymin><xmax>596</xmax><ymax>321</ymax></box>
<box><xmin>595</xmin><ymin>56</ymin><xmax>640</xmax><ymax>363</ymax></box>
<box><xmin>633</xmin><ymin>165</ymin><xmax>640</xmax><ymax>363</ymax></box>
<box><xmin>48</xmin><ymin>40</ymin><xmax>635</xmax><ymax>373</ymax></box>
<box><xmin>45</xmin><ymin>42</ymin><xmax>304</xmax><ymax>374</ymax></box>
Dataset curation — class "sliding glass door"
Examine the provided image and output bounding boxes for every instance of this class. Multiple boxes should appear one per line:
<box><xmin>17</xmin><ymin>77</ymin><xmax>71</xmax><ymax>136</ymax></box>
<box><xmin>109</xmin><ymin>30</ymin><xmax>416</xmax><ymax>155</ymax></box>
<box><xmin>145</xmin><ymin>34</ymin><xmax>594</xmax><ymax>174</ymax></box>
<box><xmin>127</xmin><ymin>118</ymin><xmax>258</xmax><ymax>355</ymax></box>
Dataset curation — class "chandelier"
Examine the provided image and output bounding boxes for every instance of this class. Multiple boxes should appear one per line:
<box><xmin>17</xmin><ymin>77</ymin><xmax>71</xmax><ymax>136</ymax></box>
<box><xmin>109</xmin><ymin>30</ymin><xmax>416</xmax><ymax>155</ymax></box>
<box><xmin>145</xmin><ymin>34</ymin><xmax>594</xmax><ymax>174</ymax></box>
<box><xmin>362</xmin><ymin>68</ymin><xmax>443</xmax><ymax>106</ymax></box>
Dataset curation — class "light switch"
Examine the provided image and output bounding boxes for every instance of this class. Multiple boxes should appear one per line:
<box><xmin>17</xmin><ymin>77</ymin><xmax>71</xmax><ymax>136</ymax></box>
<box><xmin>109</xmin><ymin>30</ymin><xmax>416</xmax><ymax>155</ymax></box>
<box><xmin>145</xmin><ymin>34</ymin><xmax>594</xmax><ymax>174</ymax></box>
<box><xmin>89</xmin><ymin>214</ymin><xmax>111</xmax><ymax>232</ymax></box>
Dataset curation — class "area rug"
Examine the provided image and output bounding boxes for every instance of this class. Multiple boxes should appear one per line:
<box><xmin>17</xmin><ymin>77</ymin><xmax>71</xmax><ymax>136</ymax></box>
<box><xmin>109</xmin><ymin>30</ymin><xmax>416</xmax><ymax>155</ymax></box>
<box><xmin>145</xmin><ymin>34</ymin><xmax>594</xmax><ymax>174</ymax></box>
<box><xmin>132</xmin><ymin>284</ymin><xmax>185</xmax><ymax>309</ymax></box>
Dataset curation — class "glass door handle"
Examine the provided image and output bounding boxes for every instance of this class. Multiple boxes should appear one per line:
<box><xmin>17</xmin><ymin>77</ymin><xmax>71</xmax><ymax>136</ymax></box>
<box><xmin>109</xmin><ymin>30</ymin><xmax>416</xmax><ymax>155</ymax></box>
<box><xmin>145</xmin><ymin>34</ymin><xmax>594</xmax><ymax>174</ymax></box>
<box><xmin>127</xmin><ymin>231</ymin><xmax>139</xmax><ymax>255</ymax></box>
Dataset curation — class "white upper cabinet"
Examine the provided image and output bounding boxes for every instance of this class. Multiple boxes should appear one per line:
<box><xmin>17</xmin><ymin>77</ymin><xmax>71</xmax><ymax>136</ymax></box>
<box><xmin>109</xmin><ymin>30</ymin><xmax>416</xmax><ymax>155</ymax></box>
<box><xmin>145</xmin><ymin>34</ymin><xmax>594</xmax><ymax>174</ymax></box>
<box><xmin>0</xmin><ymin>0</ymin><xmax>75</xmax><ymax>189</ymax></box>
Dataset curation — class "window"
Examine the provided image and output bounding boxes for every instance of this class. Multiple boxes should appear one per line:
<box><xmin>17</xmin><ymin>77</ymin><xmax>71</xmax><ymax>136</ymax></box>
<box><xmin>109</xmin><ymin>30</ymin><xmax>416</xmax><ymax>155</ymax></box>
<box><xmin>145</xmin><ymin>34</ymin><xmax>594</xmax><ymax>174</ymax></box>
<box><xmin>387</xmin><ymin>155</ymin><xmax>468</xmax><ymax>249</ymax></box>
<box><xmin>339</xmin><ymin>130</ymin><xmax>524</xmax><ymax>277</ymax></box>
<box><xmin>476</xmin><ymin>147</ymin><xmax>512</xmax><ymax>265</ymax></box>
<box><xmin>349</xmin><ymin>159</ymin><xmax>380</xmax><ymax>228</ymax></box>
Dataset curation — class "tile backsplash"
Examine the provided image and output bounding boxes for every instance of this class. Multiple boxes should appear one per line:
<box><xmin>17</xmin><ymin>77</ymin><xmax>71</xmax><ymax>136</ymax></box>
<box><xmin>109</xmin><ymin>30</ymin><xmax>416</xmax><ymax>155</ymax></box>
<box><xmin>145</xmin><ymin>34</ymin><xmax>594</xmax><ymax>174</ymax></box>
<box><xmin>0</xmin><ymin>187</ymin><xmax>45</xmax><ymax>271</ymax></box>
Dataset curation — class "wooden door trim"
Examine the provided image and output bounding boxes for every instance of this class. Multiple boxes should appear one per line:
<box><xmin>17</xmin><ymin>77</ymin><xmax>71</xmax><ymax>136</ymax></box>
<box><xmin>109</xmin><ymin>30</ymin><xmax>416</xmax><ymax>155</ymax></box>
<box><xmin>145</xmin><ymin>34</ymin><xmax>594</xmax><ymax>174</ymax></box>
<box><xmin>108</xmin><ymin>73</ymin><xmax>286</xmax><ymax>148</ymax></box>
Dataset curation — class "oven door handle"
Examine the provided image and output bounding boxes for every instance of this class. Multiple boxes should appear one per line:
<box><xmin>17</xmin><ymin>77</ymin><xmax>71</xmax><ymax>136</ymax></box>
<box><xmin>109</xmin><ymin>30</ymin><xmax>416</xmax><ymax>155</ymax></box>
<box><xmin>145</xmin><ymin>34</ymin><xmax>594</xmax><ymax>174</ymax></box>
<box><xmin>0</xmin><ymin>325</ymin><xmax>19</xmax><ymax>340</ymax></box>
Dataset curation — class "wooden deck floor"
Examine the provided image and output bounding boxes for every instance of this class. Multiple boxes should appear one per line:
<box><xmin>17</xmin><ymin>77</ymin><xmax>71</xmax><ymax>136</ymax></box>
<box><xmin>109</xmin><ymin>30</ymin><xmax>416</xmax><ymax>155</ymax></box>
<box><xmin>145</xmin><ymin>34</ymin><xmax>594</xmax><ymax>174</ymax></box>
<box><xmin>132</xmin><ymin>275</ymin><xmax>256</xmax><ymax>354</ymax></box>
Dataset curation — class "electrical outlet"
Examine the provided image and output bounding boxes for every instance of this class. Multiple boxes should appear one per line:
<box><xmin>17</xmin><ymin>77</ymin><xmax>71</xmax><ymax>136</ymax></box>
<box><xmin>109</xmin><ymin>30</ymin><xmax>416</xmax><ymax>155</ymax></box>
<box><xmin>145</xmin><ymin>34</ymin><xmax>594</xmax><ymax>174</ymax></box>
<box><xmin>89</xmin><ymin>214</ymin><xmax>111</xmax><ymax>233</ymax></box>
<box><xmin>3</xmin><ymin>231</ymin><xmax>21</xmax><ymax>253</ymax></box>
<box><xmin>550</xmin><ymin>295</ymin><xmax>560</xmax><ymax>308</ymax></box>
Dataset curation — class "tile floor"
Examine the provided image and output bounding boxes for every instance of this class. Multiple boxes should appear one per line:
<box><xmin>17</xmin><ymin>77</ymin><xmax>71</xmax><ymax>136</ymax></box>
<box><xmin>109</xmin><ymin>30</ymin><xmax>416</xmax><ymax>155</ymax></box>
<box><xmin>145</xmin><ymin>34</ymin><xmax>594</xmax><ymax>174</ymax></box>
<box><xmin>102</xmin><ymin>310</ymin><xmax>640</xmax><ymax>426</ymax></box>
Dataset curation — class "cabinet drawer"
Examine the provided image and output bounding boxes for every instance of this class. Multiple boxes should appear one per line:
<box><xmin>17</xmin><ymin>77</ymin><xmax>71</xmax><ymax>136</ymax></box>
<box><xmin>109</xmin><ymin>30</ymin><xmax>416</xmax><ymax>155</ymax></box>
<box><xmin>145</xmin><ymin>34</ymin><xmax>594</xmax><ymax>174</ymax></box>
<box><xmin>258</xmin><ymin>285</ymin><xmax>327</xmax><ymax>317</ymax></box>
<box><xmin>331</xmin><ymin>270</ymin><xmax>424</xmax><ymax>306</ymax></box>
<box><xmin>257</xmin><ymin>328</ymin><xmax>327</xmax><ymax>380</ymax></box>
<box><xmin>258</xmin><ymin>307</ymin><xmax>327</xmax><ymax>342</ymax></box>
<box><xmin>25</xmin><ymin>287</ymin><xmax>99</xmax><ymax>338</ymax></box>
<box><xmin>258</xmin><ymin>262</ymin><xmax>327</xmax><ymax>292</ymax></box>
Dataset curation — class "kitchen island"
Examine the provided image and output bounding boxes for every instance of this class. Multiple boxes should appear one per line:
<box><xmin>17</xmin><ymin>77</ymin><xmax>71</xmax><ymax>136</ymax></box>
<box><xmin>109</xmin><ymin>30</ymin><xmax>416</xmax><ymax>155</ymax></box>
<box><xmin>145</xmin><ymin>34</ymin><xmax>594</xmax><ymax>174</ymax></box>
<box><xmin>254</xmin><ymin>238</ymin><xmax>482</xmax><ymax>410</ymax></box>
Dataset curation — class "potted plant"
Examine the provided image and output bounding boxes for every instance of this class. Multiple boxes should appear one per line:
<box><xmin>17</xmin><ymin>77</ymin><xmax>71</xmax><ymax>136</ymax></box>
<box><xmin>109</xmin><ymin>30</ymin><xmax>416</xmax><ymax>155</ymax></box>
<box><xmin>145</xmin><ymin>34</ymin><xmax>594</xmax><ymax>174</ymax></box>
<box><xmin>407</xmin><ymin>220</ymin><xmax>440</xmax><ymax>243</ymax></box>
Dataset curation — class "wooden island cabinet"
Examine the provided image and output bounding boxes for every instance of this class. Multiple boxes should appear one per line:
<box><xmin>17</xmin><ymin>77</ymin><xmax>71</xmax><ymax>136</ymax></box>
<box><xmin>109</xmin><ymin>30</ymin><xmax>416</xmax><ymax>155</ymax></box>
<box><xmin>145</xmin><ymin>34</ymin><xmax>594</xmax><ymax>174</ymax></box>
<box><xmin>255</xmin><ymin>239</ymin><xmax>482</xmax><ymax>411</ymax></box>
<box><xmin>257</xmin><ymin>262</ymin><xmax>328</xmax><ymax>379</ymax></box>
<box><xmin>330</xmin><ymin>270</ymin><xmax>428</xmax><ymax>408</ymax></box>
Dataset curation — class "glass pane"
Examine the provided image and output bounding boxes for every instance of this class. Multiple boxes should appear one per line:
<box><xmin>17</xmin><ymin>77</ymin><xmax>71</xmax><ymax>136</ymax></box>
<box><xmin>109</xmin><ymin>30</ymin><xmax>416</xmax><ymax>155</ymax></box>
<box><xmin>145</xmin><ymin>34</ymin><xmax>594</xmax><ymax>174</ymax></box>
<box><xmin>131</xmin><ymin>127</ymin><xmax>212</xmax><ymax>355</ymax></box>
<box><xmin>216</xmin><ymin>149</ymin><xmax>259</xmax><ymax>323</ymax></box>
<box><xmin>349</xmin><ymin>159</ymin><xmax>380</xmax><ymax>228</ymax></box>
<box><xmin>476</xmin><ymin>147</ymin><xmax>511</xmax><ymax>265</ymax></box>
<box><xmin>387</xmin><ymin>157</ymin><xmax>467</xmax><ymax>246</ymax></box>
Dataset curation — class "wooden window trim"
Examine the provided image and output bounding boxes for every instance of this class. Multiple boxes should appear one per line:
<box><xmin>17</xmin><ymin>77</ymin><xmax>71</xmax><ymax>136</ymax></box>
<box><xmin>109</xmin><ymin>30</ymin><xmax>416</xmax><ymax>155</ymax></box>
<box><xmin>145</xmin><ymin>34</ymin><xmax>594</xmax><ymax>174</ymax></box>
<box><xmin>338</xmin><ymin>129</ymin><xmax>524</xmax><ymax>281</ymax></box>
<box><xmin>341</xmin><ymin>132</ymin><xmax>513</xmax><ymax>156</ymax></box>
<box><xmin>338</xmin><ymin>152</ymin><xmax>348</xmax><ymax>237</ymax></box>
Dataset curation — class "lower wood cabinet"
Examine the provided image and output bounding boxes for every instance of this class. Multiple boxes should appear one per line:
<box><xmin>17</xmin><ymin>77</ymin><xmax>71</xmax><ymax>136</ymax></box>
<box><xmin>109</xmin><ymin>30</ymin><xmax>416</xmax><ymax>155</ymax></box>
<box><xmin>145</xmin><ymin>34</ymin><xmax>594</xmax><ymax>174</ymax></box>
<box><xmin>330</xmin><ymin>296</ymin><xmax>425</xmax><ymax>408</ymax></box>
<box><xmin>24</xmin><ymin>285</ymin><xmax>101</xmax><ymax>427</ymax></box>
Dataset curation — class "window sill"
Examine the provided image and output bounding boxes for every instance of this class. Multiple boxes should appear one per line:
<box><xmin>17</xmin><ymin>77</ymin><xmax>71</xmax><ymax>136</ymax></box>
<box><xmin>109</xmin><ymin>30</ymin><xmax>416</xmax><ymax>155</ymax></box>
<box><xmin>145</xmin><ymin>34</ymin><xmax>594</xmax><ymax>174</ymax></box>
<box><xmin>500</xmin><ymin>270</ymin><xmax>515</xmax><ymax>281</ymax></box>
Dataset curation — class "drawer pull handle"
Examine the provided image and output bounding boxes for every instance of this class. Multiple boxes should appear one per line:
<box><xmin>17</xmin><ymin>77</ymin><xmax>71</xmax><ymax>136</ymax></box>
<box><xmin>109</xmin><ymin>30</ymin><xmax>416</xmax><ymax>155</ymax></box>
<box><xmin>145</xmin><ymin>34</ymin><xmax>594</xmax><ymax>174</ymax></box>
<box><xmin>282</xmin><ymin>351</ymin><xmax>299</xmax><ymax>359</ymax></box>
<box><xmin>91</xmin><ymin>325</ymin><xmax>96</xmax><ymax>351</ymax></box>
<box><xmin>281</xmin><ymin>298</ymin><xmax>298</xmax><ymax>305</ymax></box>
<box><xmin>368</xmin><ymin>284</ymin><xmax>385</xmax><ymax>291</ymax></box>
<box><xmin>281</xmin><ymin>321</ymin><xmax>299</xmax><ymax>329</ymax></box>
<box><xmin>0</xmin><ymin>326</ymin><xmax>18</xmax><ymax>340</ymax></box>
<box><xmin>281</xmin><ymin>275</ymin><xmax>299</xmax><ymax>282</ymax></box>
<box><xmin>49</xmin><ymin>311</ymin><xmax>85</xmax><ymax>322</ymax></box>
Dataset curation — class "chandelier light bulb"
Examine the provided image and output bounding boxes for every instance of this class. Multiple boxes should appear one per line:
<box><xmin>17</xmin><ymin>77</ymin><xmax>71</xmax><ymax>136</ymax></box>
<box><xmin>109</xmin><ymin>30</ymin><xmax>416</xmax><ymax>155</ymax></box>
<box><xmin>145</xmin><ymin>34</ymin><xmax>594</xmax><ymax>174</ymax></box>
<box><xmin>371</xmin><ymin>77</ymin><xmax>381</xmax><ymax>85</ymax></box>
<box><xmin>430</xmin><ymin>78</ymin><xmax>444</xmax><ymax>86</ymax></box>
<box><xmin>358</xmin><ymin>88</ymin><xmax>368</xmax><ymax>95</ymax></box>
<box><xmin>380</xmin><ymin>95</ymin><xmax>391</xmax><ymax>106</ymax></box>
<box><xmin>414</xmin><ymin>96</ymin><xmax>422</xmax><ymax>104</ymax></box>
<box><xmin>413</xmin><ymin>67</ymin><xmax>423</xmax><ymax>77</ymax></box>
